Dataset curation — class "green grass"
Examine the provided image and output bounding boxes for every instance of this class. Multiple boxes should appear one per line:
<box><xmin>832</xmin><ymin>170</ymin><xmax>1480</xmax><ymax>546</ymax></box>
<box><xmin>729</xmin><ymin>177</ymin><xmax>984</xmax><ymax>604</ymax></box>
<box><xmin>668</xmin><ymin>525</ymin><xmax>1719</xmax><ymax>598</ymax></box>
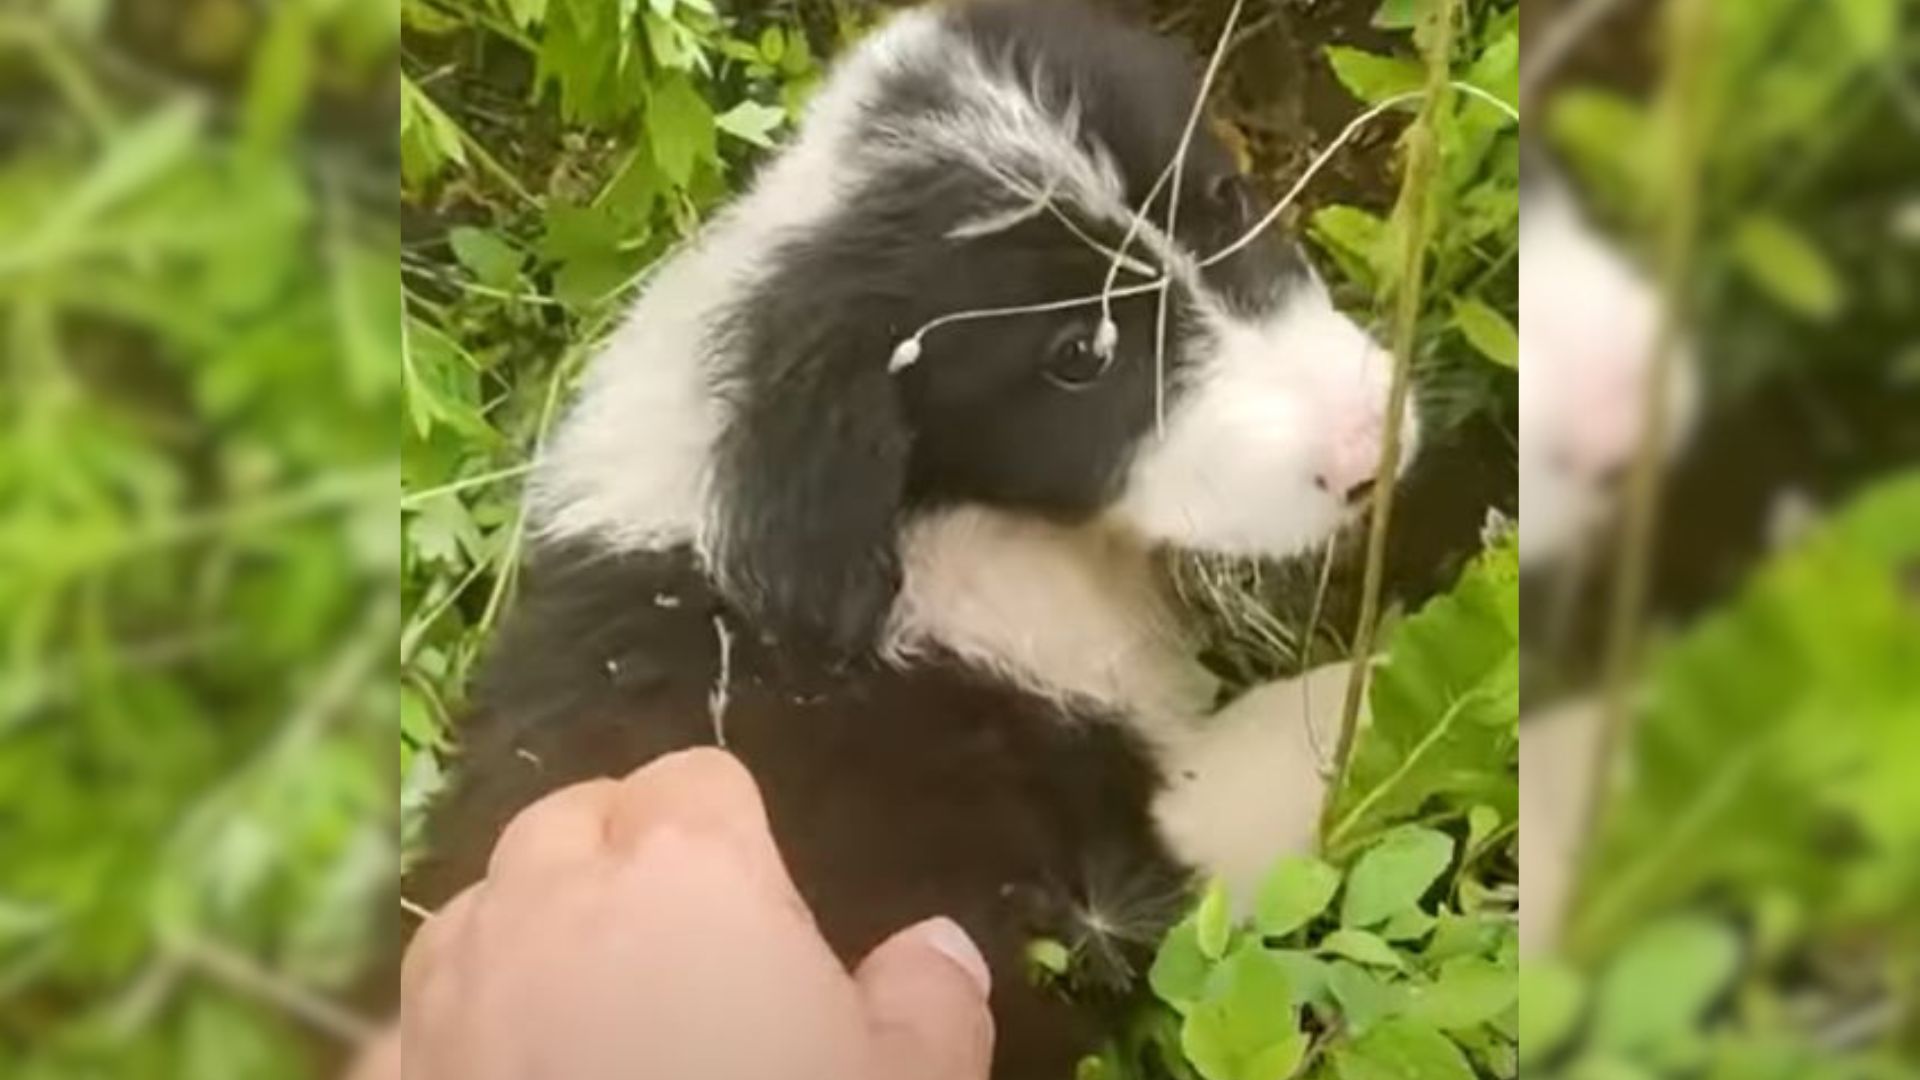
<box><xmin>2</xmin><ymin>1</ymin><xmax>395</xmax><ymax>1075</ymax></box>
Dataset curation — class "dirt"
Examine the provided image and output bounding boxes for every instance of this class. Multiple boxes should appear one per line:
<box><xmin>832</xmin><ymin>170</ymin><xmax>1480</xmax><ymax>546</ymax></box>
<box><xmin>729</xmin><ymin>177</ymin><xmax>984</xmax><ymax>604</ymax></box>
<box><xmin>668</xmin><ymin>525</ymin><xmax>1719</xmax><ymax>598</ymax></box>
<box><xmin>1143</xmin><ymin>0</ymin><xmax>1408</xmax><ymax>212</ymax></box>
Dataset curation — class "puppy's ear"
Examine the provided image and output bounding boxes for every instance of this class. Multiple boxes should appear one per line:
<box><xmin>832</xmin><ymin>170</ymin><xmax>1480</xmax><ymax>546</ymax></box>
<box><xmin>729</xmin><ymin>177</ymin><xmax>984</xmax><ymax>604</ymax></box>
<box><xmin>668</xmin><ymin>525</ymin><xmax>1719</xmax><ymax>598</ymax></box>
<box><xmin>707</xmin><ymin>271</ymin><xmax>912</xmax><ymax>659</ymax></box>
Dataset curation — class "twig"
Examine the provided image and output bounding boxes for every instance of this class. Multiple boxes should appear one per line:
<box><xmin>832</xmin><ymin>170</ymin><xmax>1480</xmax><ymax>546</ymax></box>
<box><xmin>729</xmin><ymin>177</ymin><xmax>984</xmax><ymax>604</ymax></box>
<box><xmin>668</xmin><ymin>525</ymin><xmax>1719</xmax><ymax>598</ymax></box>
<box><xmin>473</xmin><ymin>343</ymin><xmax>584</xmax><ymax>639</ymax></box>
<box><xmin>400</xmin><ymin>461</ymin><xmax>538</xmax><ymax>509</ymax></box>
<box><xmin>1300</xmin><ymin>537</ymin><xmax>1340</xmax><ymax>773</ymax></box>
<box><xmin>172</xmin><ymin>934</ymin><xmax>379</xmax><ymax>1046</ymax></box>
<box><xmin>1571</xmin><ymin>0</ymin><xmax>1715</xmax><ymax>956</ymax></box>
<box><xmin>1320</xmin><ymin>0</ymin><xmax>1460</xmax><ymax>851</ymax></box>
<box><xmin>708</xmin><ymin>615</ymin><xmax>734</xmax><ymax>748</ymax></box>
<box><xmin>1200</xmin><ymin>90</ymin><xmax>1425</xmax><ymax>269</ymax></box>
<box><xmin>1154</xmin><ymin>0</ymin><xmax>1247</xmax><ymax>435</ymax></box>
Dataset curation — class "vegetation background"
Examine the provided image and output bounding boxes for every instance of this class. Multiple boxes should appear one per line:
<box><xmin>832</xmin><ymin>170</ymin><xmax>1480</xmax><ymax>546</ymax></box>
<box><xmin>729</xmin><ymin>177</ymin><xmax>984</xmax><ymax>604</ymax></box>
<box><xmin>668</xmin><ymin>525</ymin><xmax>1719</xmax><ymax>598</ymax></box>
<box><xmin>2</xmin><ymin>0</ymin><xmax>397</xmax><ymax>1076</ymax></box>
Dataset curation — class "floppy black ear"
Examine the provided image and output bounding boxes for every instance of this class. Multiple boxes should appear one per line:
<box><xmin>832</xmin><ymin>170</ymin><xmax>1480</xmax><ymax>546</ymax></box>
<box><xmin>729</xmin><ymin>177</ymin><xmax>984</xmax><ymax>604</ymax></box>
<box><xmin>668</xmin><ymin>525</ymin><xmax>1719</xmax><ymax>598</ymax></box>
<box><xmin>707</xmin><ymin>276</ymin><xmax>913</xmax><ymax>659</ymax></box>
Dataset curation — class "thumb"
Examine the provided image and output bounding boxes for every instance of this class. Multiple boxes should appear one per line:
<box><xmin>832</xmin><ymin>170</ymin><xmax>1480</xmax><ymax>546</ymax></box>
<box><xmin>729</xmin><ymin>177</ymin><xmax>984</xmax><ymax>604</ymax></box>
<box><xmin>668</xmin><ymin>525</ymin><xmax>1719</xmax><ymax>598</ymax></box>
<box><xmin>854</xmin><ymin>917</ymin><xmax>996</xmax><ymax>1080</ymax></box>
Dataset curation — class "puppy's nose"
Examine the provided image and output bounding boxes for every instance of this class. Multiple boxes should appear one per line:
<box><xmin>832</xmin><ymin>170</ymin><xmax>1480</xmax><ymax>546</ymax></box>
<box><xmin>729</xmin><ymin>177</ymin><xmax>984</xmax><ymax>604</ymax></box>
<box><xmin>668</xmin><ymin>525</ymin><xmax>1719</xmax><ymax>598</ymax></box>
<box><xmin>1316</xmin><ymin>438</ymin><xmax>1383</xmax><ymax>506</ymax></box>
<box><xmin>1314</xmin><ymin>473</ymin><xmax>1377</xmax><ymax>507</ymax></box>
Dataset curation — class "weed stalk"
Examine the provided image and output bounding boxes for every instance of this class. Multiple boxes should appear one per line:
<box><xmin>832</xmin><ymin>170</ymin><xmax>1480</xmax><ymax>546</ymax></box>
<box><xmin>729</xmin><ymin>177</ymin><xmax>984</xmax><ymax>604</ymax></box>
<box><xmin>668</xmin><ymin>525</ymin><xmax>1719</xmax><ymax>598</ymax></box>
<box><xmin>1568</xmin><ymin>0</ymin><xmax>1715</xmax><ymax>957</ymax></box>
<box><xmin>1320</xmin><ymin>0</ymin><xmax>1460</xmax><ymax>850</ymax></box>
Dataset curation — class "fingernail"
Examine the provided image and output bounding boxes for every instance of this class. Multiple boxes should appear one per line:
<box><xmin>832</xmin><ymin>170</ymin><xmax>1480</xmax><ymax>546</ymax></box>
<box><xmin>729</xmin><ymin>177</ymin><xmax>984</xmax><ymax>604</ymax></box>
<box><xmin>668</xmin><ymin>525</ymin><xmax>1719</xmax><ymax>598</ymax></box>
<box><xmin>915</xmin><ymin>917</ymin><xmax>992</xmax><ymax>997</ymax></box>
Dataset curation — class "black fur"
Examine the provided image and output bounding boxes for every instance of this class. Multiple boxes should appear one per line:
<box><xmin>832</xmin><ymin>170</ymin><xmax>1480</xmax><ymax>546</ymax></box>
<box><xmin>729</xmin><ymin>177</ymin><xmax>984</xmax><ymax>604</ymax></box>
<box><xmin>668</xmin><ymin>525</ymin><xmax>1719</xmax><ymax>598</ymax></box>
<box><xmin>411</xmin><ymin>543</ymin><xmax>1189</xmax><ymax>1078</ymax></box>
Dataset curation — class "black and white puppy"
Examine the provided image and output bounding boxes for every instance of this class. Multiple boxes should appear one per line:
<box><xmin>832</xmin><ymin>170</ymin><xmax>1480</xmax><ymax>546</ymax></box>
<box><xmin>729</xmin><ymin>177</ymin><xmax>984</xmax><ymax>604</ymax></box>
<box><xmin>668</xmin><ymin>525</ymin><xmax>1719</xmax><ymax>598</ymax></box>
<box><xmin>415</xmin><ymin>3</ymin><xmax>1414</xmax><ymax>1075</ymax></box>
<box><xmin>1516</xmin><ymin>159</ymin><xmax>1699</xmax><ymax>957</ymax></box>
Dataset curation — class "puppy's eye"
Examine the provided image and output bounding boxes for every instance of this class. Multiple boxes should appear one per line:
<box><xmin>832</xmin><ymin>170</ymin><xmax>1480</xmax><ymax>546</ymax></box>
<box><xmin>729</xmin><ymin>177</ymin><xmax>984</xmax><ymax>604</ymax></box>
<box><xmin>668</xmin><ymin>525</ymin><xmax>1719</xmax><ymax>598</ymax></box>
<box><xmin>1045</xmin><ymin>330</ymin><xmax>1114</xmax><ymax>391</ymax></box>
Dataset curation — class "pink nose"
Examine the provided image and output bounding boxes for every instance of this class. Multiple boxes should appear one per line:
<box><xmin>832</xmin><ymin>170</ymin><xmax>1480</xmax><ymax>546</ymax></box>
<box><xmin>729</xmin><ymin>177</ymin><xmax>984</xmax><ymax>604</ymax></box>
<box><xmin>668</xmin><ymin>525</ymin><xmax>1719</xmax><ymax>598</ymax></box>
<box><xmin>1317</xmin><ymin>437</ymin><xmax>1383</xmax><ymax>504</ymax></box>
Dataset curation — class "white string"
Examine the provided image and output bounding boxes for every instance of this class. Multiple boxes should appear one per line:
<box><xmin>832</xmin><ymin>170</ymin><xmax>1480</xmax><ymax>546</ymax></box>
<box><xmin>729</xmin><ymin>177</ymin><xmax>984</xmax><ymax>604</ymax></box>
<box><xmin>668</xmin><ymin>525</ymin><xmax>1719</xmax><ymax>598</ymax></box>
<box><xmin>887</xmin><ymin>58</ymin><xmax>1520</xmax><ymax>375</ymax></box>
<box><xmin>956</xmin><ymin>167</ymin><xmax>1161</xmax><ymax>278</ymax></box>
<box><xmin>890</xmin><ymin>277</ymin><xmax>1170</xmax><ymax>373</ymax></box>
<box><xmin>1200</xmin><ymin>82</ymin><xmax>1516</xmax><ymax>269</ymax></box>
<box><xmin>1151</xmin><ymin>0</ymin><xmax>1246</xmax><ymax>437</ymax></box>
<box><xmin>1454</xmin><ymin>80</ymin><xmax>1521</xmax><ymax>123</ymax></box>
<box><xmin>1199</xmin><ymin>90</ymin><xmax>1426</xmax><ymax>269</ymax></box>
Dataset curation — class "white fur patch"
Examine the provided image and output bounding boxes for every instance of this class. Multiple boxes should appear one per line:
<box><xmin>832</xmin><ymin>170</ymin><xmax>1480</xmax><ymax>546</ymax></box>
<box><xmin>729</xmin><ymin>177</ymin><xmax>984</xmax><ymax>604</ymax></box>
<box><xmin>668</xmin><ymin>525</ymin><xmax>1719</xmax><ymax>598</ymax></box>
<box><xmin>1115</xmin><ymin>279</ymin><xmax>1419</xmax><ymax>561</ymax></box>
<box><xmin>1517</xmin><ymin>695</ymin><xmax>1605</xmax><ymax>956</ymax></box>
<box><xmin>1153</xmin><ymin>663</ymin><xmax>1352</xmax><ymax>908</ymax></box>
<box><xmin>882</xmin><ymin>506</ymin><xmax>1219</xmax><ymax>726</ymax></box>
<box><xmin>529</xmin><ymin>10</ymin><xmax>949</xmax><ymax>551</ymax></box>
<box><xmin>1518</xmin><ymin>181</ymin><xmax>1699</xmax><ymax>569</ymax></box>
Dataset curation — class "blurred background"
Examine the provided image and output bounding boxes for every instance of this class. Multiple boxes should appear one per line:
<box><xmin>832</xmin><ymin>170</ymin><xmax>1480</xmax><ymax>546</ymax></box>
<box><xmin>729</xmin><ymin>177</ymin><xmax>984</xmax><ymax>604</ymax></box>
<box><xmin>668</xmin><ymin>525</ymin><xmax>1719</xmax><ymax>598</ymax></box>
<box><xmin>1519</xmin><ymin>0</ymin><xmax>1920</xmax><ymax>1075</ymax></box>
<box><xmin>0</xmin><ymin>0</ymin><xmax>396</xmax><ymax>1076</ymax></box>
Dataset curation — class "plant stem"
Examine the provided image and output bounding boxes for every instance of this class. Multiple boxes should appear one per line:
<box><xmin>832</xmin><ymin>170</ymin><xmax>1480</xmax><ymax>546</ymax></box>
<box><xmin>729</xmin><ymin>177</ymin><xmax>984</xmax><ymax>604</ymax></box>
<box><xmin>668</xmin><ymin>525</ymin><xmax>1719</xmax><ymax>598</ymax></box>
<box><xmin>1569</xmin><ymin>0</ymin><xmax>1715</xmax><ymax>958</ymax></box>
<box><xmin>1320</xmin><ymin>0</ymin><xmax>1459</xmax><ymax>850</ymax></box>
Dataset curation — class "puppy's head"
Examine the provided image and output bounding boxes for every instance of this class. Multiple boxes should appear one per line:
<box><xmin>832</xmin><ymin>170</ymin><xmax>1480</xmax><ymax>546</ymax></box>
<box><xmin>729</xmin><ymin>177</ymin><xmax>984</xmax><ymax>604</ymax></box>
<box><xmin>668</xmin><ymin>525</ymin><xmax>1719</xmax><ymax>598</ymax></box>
<box><xmin>1517</xmin><ymin>171</ymin><xmax>1699</xmax><ymax>569</ymax></box>
<box><xmin>682</xmin><ymin>3</ymin><xmax>1414</xmax><ymax>652</ymax></box>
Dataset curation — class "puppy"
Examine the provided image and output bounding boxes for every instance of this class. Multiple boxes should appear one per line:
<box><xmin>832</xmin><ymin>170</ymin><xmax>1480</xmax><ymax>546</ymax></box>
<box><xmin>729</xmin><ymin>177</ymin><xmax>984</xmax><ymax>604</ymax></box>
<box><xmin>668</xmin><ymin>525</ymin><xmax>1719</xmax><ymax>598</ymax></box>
<box><xmin>412</xmin><ymin>3</ymin><xmax>1414</xmax><ymax>1074</ymax></box>
<box><xmin>1516</xmin><ymin>161</ymin><xmax>1698</xmax><ymax>956</ymax></box>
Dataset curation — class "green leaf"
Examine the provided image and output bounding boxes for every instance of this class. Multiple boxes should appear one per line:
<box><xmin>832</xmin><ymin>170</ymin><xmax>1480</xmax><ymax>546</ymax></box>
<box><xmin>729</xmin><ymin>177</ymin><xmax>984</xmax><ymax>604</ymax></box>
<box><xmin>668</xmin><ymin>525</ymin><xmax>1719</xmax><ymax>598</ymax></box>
<box><xmin>1324</xmin><ymin>46</ymin><xmax>1425</xmax><ymax>106</ymax></box>
<box><xmin>448</xmin><ymin>227</ymin><xmax>523</xmax><ymax>289</ymax></box>
<box><xmin>403</xmin><ymin>318</ymin><xmax>495</xmax><ymax>441</ymax></box>
<box><xmin>1547</xmin><ymin>90</ymin><xmax>1653</xmax><ymax>218</ymax></box>
<box><xmin>400</xmin><ymin>683</ymin><xmax>449</xmax><ymax>750</ymax></box>
<box><xmin>1333</xmin><ymin>1018</ymin><xmax>1476</xmax><ymax>1080</ymax></box>
<box><xmin>1327</xmin><ymin>537</ymin><xmax>1518</xmax><ymax>852</ymax></box>
<box><xmin>1370</xmin><ymin>0</ymin><xmax>1417</xmax><ymax>30</ymax></box>
<box><xmin>716</xmin><ymin>101</ymin><xmax>789</xmax><ymax>148</ymax></box>
<box><xmin>1150</xmin><ymin>915</ymin><xmax>1212</xmax><ymax>1013</ymax></box>
<box><xmin>1326</xmin><ymin>960</ymin><xmax>1407</xmax><ymax>1036</ymax></box>
<box><xmin>505</xmin><ymin>0</ymin><xmax>548</xmax><ymax>28</ymax></box>
<box><xmin>1451</xmin><ymin>298</ymin><xmax>1518</xmax><ymax>368</ymax></box>
<box><xmin>758</xmin><ymin>25</ymin><xmax>788</xmax><ymax>63</ymax></box>
<box><xmin>1461</xmin><ymin>26</ymin><xmax>1519</xmax><ymax>112</ymax></box>
<box><xmin>1254</xmin><ymin>855</ymin><xmax>1340</xmax><ymax>939</ymax></box>
<box><xmin>1196</xmin><ymin>879</ymin><xmax>1232</xmax><ymax>960</ymax></box>
<box><xmin>1268</xmin><ymin>949</ymin><xmax>1335</xmax><ymax>1011</ymax></box>
<box><xmin>1378</xmin><ymin>907</ymin><xmax>1436</xmax><ymax>942</ymax></box>
<box><xmin>1424</xmin><ymin>913</ymin><xmax>1503</xmax><ymax>965</ymax></box>
<box><xmin>1320</xmin><ymin>929</ymin><xmax>1404</xmax><ymax>970</ymax></box>
<box><xmin>1516</xmin><ymin>961</ymin><xmax>1583</xmax><ymax>1068</ymax></box>
<box><xmin>1310</xmin><ymin>204</ymin><xmax>1392</xmax><ymax>290</ymax></box>
<box><xmin>646</xmin><ymin>72</ymin><xmax>717</xmax><ymax>186</ymax></box>
<box><xmin>1026</xmin><ymin>938</ymin><xmax>1071</xmax><ymax>980</ymax></box>
<box><xmin>1341</xmin><ymin>827</ymin><xmax>1454</xmax><ymax>928</ymax></box>
<box><xmin>1463</xmin><ymin>805</ymin><xmax>1502</xmax><ymax>858</ymax></box>
<box><xmin>1183</xmin><ymin>946</ymin><xmax>1307</xmax><ymax>1080</ymax></box>
<box><xmin>1731</xmin><ymin>214</ymin><xmax>1843</xmax><ymax>321</ymax></box>
<box><xmin>644</xmin><ymin>11</ymin><xmax>699</xmax><ymax>71</ymax></box>
<box><xmin>540</xmin><ymin>203</ymin><xmax>622</xmax><ymax>266</ymax></box>
<box><xmin>1589</xmin><ymin>917</ymin><xmax>1739</xmax><ymax>1054</ymax></box>
<box><xmin>1405</xmin><ymin>956</ymin><xmax>1515</xmax><ymax>1031</ymax></box>
<box><xmin>50</xmin><ymin>99</ymin><xmax>205</xmax><ymax>239</ymax></box>
<box><xmin>1568</xmin><ymin>476</ymin><xmax>1920</xmax><ymax>952</ymax></box>
<box><xmin>242</xmin><ymin>1</ymin><xmax>313</xmax><ymax>151</ymax></box>
<box><xmin>1835</xmin><ymin>0</ymin><xmax>1898</xmax><ymax>57</ymax></box>
<box><xmin>400</xmin><ymin>77</ymin><xmax>467</xmax><ymax>188</ymax></box>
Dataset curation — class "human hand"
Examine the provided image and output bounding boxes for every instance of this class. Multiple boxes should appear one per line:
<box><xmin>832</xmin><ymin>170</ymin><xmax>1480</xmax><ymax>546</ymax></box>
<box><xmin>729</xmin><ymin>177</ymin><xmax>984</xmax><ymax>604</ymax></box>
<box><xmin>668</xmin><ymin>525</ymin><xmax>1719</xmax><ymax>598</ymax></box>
<box><xmin>361</xmin><ymin>748</ymin><xmax>994</xmax><ymax>1080</ymax></box>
